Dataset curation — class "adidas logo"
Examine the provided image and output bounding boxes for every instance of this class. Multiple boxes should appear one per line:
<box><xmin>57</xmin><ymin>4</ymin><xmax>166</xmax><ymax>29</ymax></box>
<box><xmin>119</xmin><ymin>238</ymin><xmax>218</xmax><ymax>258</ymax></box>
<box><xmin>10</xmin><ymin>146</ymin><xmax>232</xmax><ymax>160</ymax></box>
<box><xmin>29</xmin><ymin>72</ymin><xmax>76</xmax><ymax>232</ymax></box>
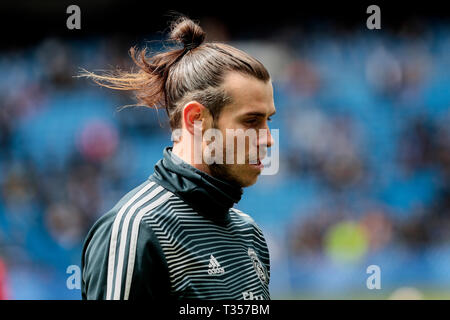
<box><xmin>207</xmin><ymin>254</ymin><xmax>225</xmax><ymax>275</ymax></box>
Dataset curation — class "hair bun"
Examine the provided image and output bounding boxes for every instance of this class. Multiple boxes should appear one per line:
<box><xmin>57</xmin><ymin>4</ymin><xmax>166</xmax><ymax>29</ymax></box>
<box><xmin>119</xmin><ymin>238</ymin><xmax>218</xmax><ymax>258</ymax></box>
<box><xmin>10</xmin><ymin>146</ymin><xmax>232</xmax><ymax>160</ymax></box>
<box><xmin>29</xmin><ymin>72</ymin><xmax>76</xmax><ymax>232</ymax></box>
<box><xmin>169</xmin><ymin>17</ymin><xmax>206</xmax><ymax>50</ymax></box>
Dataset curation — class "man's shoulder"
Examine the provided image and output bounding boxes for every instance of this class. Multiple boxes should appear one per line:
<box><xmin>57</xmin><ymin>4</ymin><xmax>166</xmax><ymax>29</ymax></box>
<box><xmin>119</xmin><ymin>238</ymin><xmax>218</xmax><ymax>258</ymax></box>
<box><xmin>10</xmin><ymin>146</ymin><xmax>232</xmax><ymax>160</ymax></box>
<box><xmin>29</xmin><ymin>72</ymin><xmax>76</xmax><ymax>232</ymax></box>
<box><xmin>229</xmin><ymin>207</ymin><xmax>259</xmax><ymax>228</ymax></box>
<box><xmin>81</xmin><ymin>178</ymin><xmax>174</xmax><ymax>300</ymax></box>
<box><xmin>83</xmin><ymin>179</ymin><xmax>174</xmax><ymax>250</ymax></box>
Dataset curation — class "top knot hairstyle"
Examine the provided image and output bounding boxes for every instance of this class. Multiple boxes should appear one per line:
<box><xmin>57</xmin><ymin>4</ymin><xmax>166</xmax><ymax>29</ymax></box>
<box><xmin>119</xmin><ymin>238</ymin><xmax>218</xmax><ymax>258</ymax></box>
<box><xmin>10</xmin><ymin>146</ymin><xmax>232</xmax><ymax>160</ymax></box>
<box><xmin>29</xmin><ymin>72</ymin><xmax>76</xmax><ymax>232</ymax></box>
<box><xmin>80</xmin><ymin>16</ymin><xmax>270</xmax><ymax>129</ymax></box>
<box><xmin>170</xmin><ymin>17</ymin><xmax>205</xmax><ymax>50</ymax></box>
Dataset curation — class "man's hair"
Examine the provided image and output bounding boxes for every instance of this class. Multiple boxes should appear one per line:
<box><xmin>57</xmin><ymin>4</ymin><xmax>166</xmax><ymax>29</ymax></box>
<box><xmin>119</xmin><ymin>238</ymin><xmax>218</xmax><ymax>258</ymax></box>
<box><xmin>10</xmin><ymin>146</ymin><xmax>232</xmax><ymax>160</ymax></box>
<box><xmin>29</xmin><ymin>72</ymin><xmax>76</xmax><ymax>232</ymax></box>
<box><xmin>80</xmin><ymin>16</ymin><xmax>270</xmax><ymax>129</ymax></box>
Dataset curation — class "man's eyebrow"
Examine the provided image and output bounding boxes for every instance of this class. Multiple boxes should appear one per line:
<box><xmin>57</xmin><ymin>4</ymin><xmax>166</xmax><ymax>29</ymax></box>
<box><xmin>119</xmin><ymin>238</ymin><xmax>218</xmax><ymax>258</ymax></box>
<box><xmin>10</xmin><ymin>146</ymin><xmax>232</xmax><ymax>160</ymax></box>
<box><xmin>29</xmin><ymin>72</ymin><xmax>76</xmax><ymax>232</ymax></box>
<box><xmin>242</xmin><ymin>110</ymin><xmax>276</xmax><ymax>117</ymax></box>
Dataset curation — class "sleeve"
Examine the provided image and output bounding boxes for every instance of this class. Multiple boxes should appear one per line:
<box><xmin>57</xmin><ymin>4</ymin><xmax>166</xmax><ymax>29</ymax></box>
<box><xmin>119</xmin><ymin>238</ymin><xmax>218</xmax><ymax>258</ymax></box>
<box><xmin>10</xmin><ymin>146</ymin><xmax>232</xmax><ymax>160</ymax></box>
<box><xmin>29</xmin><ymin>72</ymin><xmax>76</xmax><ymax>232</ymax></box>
<box><xmin>81</xmin><ymin>216</ymin><xmax>171</xmax><ymax>300</ymax></box>
<box><xmin>124</xmin><ymin>219</ymin><xmax>171</xmax><ymax>300</ymax></box>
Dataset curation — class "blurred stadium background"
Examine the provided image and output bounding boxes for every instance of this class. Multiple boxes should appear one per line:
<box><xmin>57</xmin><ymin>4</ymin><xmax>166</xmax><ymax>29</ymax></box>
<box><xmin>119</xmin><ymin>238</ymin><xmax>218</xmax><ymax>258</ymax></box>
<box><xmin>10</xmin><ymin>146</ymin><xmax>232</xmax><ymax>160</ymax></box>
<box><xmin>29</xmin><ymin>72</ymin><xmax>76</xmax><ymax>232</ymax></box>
<box><xmin>0</xmin><ymin>1</ymin><xmax>449</xmax><ymax>299</ymax></box>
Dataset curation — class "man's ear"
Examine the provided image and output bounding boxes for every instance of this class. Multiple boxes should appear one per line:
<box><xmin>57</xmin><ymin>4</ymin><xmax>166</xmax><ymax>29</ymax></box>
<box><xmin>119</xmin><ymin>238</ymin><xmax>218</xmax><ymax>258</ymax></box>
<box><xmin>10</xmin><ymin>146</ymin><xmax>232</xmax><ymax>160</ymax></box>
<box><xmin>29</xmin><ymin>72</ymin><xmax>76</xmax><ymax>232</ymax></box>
<box><xmin>200</xmin><ymin>107</ymin><xmax>214</xmax><ymax>132</ymax></box>
<box><xmin>182</xmin><ymin>101</ymin><xmax>206</xmax><ymax>136</ymax></box>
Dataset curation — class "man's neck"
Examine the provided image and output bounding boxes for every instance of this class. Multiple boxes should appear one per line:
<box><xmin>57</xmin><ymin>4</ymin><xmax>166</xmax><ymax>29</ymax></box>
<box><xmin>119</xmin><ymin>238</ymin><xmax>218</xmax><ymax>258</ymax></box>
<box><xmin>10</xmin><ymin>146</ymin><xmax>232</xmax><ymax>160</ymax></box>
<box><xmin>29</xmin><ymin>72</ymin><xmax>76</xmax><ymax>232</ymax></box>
<box><xmin>172</xmin><ymin>142</ymin><xmax>212</xmax><ymax>176</ymax></box>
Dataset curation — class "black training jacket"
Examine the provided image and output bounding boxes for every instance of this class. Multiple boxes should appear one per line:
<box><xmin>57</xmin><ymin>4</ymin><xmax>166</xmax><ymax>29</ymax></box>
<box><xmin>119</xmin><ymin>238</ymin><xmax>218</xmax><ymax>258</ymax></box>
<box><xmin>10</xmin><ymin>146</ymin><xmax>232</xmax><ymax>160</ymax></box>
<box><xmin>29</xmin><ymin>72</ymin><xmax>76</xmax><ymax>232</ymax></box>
<box><xmin>81</xmin><ymin>147</ymin><xmax>270</xmax><ymax>300</ymax></box>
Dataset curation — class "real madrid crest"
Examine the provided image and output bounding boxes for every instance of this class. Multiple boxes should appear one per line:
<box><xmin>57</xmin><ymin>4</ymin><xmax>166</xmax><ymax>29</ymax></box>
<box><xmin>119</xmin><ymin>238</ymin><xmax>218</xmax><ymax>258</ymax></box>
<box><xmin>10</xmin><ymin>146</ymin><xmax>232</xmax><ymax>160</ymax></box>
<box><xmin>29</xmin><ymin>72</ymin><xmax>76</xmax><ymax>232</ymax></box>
<box><xmin>248</xmin><ymin>248</ymin><xmax>269</xmax><ymax>285</ymax></box>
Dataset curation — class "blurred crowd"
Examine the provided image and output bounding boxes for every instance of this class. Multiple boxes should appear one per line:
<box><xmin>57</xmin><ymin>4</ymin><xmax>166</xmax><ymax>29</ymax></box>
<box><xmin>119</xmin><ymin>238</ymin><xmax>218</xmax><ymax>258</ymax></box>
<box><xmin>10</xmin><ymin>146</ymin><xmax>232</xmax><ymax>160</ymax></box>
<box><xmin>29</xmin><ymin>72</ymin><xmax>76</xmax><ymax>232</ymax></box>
<box><xmin>0</xmin><ymin>19</ymin><xmax>449</xmax><ymax>298</ymax></box>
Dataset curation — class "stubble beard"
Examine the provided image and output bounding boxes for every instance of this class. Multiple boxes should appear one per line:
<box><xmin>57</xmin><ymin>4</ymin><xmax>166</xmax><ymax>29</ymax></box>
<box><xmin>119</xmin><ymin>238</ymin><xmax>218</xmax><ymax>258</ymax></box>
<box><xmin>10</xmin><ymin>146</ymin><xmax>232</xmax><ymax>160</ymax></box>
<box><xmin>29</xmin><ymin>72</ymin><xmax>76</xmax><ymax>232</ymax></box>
<box><xmin>205</xmin><ymin>123</ymin><xmax>258</xmax><ymax>188</ymax></box>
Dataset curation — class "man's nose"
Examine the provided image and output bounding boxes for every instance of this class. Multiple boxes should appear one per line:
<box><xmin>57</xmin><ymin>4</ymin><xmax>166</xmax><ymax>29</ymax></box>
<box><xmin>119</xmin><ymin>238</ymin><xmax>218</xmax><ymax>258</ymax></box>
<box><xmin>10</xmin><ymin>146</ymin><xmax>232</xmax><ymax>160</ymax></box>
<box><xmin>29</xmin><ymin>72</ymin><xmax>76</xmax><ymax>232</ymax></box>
<box><xmin>267</xmin><ymin>128</ymin><xmax>274</xmax><ymax>148</ymax></box>
<box><xmin>258</xmin><ymin>127</ymin><xmax>274</xmax><ymax>148</ymax></box>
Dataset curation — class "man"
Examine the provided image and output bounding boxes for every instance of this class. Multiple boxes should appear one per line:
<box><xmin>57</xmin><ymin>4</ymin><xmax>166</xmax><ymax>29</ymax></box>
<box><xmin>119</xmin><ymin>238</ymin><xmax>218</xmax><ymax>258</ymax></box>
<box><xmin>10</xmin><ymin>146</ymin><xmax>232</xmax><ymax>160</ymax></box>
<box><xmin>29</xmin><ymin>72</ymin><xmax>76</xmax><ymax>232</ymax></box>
<box><xmin>81</xmin><ymin>17</ymin><xmax>276</xmax><ymax>300</ymax></box>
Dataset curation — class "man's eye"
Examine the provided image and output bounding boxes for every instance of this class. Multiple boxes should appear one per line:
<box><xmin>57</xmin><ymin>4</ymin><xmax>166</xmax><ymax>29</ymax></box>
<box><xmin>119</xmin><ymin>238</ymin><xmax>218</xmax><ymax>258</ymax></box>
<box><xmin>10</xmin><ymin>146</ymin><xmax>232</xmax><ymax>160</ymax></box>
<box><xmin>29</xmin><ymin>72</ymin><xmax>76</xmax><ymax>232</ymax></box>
<box><xmin>245</xmin><ymin>118</ymin><xmax>257</xmax><ymax>124</ymax></box>
<box><xmin>267</xmin><ymin>117</ymin><xmax>272</xmax><ymax>122</ymax></box>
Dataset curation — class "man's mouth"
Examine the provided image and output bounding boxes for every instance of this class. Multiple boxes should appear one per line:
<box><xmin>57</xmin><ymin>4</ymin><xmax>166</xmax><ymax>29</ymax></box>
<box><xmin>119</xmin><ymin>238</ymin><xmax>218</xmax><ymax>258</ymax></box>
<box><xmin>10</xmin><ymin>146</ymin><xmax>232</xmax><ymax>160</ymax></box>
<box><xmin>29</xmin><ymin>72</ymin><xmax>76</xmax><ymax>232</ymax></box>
<box><xmin>250</xmin><ymin>159</ymin><xmax>264</xmax><ymax>170</ymax></box>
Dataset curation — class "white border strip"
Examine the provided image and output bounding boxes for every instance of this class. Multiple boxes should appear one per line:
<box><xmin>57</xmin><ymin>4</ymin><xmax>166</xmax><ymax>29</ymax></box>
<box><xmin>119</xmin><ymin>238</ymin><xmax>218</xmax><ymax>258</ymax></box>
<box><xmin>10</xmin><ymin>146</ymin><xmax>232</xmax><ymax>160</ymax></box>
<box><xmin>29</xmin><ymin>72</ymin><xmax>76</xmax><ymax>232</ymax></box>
<box><xmin>123</xmin><ymin>191</ymin><xmax>173</xmax><ymax>299</ymax></box>
<box><xmin>112</xmin><ymin>186</ymin><xmax>165</xmax><ymax>299</ymax></box>
<box><xmin>106</xmin><ymin>181</ymin><xmax>155</xmax><ymax>300</ymax></box>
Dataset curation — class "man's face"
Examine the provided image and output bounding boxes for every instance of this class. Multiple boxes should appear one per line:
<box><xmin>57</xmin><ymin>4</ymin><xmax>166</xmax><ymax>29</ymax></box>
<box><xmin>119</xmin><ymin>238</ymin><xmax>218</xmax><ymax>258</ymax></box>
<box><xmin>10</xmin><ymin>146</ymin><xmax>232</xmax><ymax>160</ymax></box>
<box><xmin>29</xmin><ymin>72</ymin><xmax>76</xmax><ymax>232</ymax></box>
<box><xmin>204</xmin><ymin>72</ymin><xmax>276</xmax><ymax>187</ymax></box>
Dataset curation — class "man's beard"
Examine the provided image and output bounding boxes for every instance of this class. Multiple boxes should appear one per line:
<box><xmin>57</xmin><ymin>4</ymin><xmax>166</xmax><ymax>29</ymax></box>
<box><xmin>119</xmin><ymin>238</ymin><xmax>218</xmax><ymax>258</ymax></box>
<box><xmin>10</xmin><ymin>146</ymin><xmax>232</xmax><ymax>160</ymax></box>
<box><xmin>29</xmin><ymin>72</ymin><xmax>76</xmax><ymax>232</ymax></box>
<box><xmin>204</xmin><ymin>122</ymin><xmax>254</xmax><ymax>188</ymax></box>
<box><xmin>208</xmin><ymin>162</ymin><xmax>243</xmax><ymax>188</ymax></box>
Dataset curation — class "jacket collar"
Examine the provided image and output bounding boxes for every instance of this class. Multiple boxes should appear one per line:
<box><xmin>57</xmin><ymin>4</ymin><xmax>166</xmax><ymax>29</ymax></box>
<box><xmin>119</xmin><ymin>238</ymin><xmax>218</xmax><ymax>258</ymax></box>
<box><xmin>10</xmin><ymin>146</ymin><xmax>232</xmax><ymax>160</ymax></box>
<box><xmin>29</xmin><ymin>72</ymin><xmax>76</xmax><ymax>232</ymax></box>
<box><xmin>150</xmin><ymin>147</ymin><xmax>243</xmax><ymax>223</ymax></box>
